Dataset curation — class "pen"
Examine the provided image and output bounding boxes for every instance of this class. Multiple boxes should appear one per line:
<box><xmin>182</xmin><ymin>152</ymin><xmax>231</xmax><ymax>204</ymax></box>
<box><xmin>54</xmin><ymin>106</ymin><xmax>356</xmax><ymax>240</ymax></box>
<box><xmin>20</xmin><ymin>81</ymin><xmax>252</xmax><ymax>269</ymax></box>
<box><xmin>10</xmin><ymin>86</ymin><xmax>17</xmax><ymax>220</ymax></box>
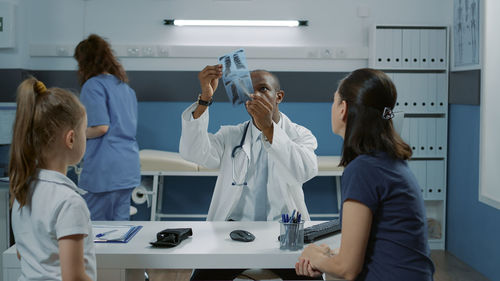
<box><xmin>96</xmin><ymin>229</ymin><xmax>117</xmax><ymax>238</ymax></box>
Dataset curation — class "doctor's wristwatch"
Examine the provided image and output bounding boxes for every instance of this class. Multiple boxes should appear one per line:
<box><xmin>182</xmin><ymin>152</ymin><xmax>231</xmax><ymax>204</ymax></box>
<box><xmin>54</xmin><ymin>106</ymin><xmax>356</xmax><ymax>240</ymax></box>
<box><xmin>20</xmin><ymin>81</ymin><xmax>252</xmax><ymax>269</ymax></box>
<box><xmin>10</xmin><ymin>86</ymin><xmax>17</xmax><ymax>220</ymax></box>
<box><xmin>197</xmin><ymin>94</ymin><xmax>213</xmax><ymax>106</ymax></box>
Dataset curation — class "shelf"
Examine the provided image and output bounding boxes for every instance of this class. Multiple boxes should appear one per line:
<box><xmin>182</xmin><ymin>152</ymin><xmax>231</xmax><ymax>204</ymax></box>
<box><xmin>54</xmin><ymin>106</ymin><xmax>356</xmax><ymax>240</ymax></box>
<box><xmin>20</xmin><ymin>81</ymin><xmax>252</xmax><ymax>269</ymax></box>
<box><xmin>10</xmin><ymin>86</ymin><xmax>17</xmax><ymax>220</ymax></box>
<box><xmin>428</xmin><ymin>239</ymin><xmax>445</xmax><ymax>250</ymax></box>
<box><xmin>371</xmin><ymin>24</ymin><xmax>449</xmax><ymax>252</ymax></box>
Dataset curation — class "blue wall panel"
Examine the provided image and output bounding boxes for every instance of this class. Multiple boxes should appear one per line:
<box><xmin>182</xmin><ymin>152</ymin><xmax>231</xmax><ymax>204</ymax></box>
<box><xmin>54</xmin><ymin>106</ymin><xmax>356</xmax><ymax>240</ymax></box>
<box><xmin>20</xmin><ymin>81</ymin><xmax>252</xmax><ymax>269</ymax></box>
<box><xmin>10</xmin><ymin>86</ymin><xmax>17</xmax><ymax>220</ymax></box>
<box><xmin>447</xmin><ymin>104</ymin><xmax>500</xmax><ymax>281</ymax></box>
<box><xmin>136</xmin><ymin>101</ymin><xmax>343</xmax><ymax>155</ymax></box>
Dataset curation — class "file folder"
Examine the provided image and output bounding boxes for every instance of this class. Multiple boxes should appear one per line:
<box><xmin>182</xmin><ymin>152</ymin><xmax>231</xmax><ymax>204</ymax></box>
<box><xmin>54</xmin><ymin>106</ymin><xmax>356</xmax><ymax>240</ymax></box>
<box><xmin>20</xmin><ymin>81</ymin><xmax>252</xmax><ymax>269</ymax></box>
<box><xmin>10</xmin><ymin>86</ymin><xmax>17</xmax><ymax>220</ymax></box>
<box><xmin>391</xmin><ymin>28</ymin><xmax>402</xmax><ymax>68</ymax></box>
<box><xmin>402</xmin><ymin>29</ymin><xmax>420</xmax><ymax>69</ymax></box>
<box><xmin>375</xmin><ymin>28</ymin><xmax>387</xmax><ymax>68</ymax></box>
<box><xmin>436</xmin><ymin>117</ymin><xmax>447</xmax><ymax>157</ymax></box>
<box><xmin>401</xmin><ymin>116</ymin><xmax>411</xmax><ymax>143</ymax></box>
<box><xmin>426</xmin><ymin>160</ymin><xmax>445</xmax><ymax>200</ymax></box>
<box><xmin>426</xmin><ymin>118</ymin><xmax>437</xmax><ymax>157</ymax></box>
<box><xmin>418</xmin><ymin>118</ymin><xmax>427</xmax><ymax>156</ymax></box>
<box><xmin>93</xmin><ymin>224</ymin><xmax>143</xmax><ymax>243</ymax></box>
<box><xmin>414</xmin><ymin>73</ymin><xmax>426</xmax><ymax>113</ymax></box>
<box><xmin>427</xmin><ymin>73</ymin><xmax>438</xmax><ymax>113</ymax></box>
<box><xmin>435</xmin><ymin>29</ymin><xmax>447</xmax><ymax>69</ymax></box>
<box><xmin>437</xmin><ymin>73</ymin><xmax>447</xmax><ymax>113</ymax></box>
<box><xmin>408</xmin><ymin>160</ymin><xmax>427</xmax><ymax>197</ymax></box>
<box><xmin>420</xmin><ymin>29</ymin><xmax>431</xmax><ymax>69</ymax></box>
<box><xmin>408</xmin><ymin>74</ymin><xmax>419</xmax><ymax>113</ymax></box>
<box><xmin>398</xmin><ymin>73</ymin><xmax>411</xmax><ymax>112</ymax></box>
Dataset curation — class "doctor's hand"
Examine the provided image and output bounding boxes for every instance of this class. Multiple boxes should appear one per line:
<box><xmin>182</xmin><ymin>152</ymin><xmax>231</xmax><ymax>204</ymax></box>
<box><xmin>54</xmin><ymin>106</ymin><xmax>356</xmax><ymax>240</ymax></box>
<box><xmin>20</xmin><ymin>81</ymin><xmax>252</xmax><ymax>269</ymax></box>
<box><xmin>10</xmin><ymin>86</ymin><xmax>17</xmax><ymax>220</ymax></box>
<box><xmin>246</xmin><ymin>93</ymin><xmax>274</xmax><ymax>142</ymax></box>
<box><xmin>198</xmin><ymin>64</ymin><xmax>222</xmax><ymax>101</ymax></box>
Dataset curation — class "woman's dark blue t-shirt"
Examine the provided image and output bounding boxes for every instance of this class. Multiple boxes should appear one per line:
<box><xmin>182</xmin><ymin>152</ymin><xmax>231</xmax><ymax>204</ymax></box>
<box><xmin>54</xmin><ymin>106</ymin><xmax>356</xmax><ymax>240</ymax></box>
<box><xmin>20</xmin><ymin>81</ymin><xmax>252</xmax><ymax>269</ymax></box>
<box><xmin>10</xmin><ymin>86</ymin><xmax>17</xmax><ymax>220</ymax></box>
<box><xmin>341</xmin><ymin>152</ymin><xmax>435</xmax><ymax>281</ymax></box>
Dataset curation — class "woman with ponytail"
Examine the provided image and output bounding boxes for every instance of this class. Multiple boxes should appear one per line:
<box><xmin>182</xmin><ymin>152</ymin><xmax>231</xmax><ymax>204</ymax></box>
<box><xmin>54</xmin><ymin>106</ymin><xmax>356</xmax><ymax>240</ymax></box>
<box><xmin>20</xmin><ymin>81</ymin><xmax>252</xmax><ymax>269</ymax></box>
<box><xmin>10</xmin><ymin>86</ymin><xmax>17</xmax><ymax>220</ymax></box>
<box><xmin>295</xmin><ymin>69</ymin><xmax>435</xmax><ymax>281</ymax></box>
<box><xmin>9</xmin><ymin>78</ymin><xmax>96</xmax><ymax>280</ymax></box>
<box><xmin>74</xmin><ymin>34</ymin><xmax>140</xmax><ymax>221</ymax></box>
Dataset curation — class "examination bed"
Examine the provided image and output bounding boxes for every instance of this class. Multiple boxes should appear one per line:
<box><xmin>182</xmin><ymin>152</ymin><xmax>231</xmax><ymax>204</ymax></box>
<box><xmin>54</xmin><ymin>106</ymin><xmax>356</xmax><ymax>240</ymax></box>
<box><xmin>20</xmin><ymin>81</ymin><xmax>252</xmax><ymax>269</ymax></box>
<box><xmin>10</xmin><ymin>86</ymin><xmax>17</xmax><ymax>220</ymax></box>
<box><xmin>138</xmin><ymin>149</ymin><xmax>343</xmax><ymax>220</ymax></box>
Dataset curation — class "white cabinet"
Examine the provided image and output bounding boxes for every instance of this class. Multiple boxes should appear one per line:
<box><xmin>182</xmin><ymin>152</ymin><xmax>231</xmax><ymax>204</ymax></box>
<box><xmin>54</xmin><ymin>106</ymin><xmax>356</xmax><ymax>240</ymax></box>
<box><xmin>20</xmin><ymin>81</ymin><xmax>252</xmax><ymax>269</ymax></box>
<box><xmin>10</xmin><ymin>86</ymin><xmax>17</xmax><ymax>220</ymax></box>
<box><xmin>1</xmin><ymin>181</ymin><xmax>11</xmax><ymax>279</ymax></box>
<box><xmin>370</xmin><ymin>25</ymin><xmax>448</xmax><ymax>250</ymax></box>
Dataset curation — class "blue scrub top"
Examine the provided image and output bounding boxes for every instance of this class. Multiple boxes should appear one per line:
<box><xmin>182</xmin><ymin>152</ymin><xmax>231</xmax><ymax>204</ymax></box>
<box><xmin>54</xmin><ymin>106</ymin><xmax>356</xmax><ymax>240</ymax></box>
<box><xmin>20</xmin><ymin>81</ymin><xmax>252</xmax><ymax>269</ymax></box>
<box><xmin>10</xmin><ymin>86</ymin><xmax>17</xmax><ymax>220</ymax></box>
<box><xmin>341</xmin><ymin>152</ymin><xmax>435</xmax><ymax>281</ymax></box>
<box><xmin>79</xmin><ymin>74</ymin><xmax>140</xmax><ymax>192</ymax></box>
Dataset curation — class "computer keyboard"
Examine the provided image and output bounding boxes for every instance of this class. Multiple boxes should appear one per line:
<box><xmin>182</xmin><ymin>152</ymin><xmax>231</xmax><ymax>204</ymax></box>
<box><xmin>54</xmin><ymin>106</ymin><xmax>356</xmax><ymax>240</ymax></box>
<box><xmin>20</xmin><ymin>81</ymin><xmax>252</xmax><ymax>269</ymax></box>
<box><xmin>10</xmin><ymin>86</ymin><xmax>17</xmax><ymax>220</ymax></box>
<box><xmin>303</xmin><ymin>219</ymin><xmax>341</xmax><ymax>243</ymax></box>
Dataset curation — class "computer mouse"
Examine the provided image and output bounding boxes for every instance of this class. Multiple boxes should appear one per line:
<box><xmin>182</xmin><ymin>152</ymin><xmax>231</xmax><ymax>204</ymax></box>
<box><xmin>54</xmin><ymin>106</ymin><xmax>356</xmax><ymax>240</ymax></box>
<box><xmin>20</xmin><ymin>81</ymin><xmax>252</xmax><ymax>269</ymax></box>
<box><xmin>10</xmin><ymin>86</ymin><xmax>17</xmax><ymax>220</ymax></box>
<box><xmin>230</xmin><ymin>229</ymin><xmax>255</xmax><ymax>242</ymax></box>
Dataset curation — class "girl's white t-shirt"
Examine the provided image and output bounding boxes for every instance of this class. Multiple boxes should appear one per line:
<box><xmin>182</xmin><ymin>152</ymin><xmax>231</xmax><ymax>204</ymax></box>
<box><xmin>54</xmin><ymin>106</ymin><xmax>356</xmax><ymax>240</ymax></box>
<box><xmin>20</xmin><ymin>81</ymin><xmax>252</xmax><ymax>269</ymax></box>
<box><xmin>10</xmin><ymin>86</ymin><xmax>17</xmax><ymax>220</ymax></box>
<box><xmin>11</xmin><ymin>169</ymin><xmax>96</xmax><ymax>280</ymax></box>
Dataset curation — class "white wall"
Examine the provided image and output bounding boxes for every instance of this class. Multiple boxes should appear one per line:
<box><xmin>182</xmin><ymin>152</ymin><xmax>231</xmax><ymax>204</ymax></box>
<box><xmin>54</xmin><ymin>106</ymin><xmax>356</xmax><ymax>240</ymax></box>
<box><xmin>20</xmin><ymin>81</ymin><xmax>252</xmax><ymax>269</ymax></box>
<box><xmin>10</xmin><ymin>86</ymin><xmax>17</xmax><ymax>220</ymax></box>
<box><xmin>0</xmin><ymin>0</ymin><xmax>452</xmax><ymax>71</ymax></box>
<box><xmin>479</xmin><ymin>0</ymin><xmax>500</xmax><ymax>209</ymax></box>
<box><xmin>0</xmin><ymin>0</ymin><xmax>26</xmax><ymax>68</ymax></box>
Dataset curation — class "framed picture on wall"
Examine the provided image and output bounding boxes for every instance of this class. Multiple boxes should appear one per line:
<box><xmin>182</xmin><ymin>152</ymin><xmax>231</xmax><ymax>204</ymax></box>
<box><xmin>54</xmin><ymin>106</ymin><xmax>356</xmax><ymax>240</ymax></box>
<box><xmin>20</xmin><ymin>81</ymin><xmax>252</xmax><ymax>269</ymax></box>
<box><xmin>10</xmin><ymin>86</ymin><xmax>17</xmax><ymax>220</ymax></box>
<box><xmin>451</xmin><ymin>0</ymin><xmax>480</xmax><ymax>71</ymax></box>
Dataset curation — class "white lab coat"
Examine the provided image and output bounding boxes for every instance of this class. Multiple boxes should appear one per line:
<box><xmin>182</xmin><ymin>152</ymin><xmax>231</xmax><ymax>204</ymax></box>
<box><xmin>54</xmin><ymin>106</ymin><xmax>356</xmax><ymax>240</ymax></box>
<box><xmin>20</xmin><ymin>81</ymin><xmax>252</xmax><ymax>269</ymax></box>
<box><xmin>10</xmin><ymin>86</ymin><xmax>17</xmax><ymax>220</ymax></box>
<box><xmin>179</xmin><ymin>103</ymin><xmax>318</xmax><ymax>221</ymax></box>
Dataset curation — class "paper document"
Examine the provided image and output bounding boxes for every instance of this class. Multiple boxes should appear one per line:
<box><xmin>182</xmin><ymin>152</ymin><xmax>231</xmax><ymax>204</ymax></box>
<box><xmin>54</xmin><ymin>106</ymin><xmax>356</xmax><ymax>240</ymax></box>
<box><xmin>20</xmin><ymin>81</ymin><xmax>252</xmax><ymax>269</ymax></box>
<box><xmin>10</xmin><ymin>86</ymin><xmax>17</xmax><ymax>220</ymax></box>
<box><xmin>218</xmin><ymin>49</ymin><xmax>254</xmax><ymax>105</ymax></box>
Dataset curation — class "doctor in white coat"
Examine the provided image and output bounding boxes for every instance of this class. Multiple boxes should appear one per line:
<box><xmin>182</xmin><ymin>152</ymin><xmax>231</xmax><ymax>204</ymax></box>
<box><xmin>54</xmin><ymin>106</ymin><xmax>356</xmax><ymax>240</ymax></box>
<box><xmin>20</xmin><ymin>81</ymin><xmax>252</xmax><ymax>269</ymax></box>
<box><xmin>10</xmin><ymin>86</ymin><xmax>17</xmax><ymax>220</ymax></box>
<box><xmin>180</xmin><ymin>64</ymin><xmax>318</xmax><ymax>222</ymax></box>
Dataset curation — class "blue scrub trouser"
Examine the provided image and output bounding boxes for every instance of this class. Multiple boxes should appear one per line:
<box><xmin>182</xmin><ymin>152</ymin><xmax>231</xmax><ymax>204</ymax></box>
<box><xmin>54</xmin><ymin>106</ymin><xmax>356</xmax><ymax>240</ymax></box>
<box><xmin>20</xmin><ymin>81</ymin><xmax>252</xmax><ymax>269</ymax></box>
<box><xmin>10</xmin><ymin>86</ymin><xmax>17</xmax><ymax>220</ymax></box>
<box><xmin>83</xmin><ymin>188</ymin><xmax>134</xmax><ymax>221</ymax></box>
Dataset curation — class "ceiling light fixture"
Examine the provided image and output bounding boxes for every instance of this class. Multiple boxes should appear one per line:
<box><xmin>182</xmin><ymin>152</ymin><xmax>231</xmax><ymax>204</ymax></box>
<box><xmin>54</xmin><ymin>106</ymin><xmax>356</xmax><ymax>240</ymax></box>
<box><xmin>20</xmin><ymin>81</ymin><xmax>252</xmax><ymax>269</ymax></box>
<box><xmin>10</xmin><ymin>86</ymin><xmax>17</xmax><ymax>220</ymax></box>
<box><xmin>164</xmin><ymin>19</ymin><xmax>308</xmax><ymax>27</ymax></box>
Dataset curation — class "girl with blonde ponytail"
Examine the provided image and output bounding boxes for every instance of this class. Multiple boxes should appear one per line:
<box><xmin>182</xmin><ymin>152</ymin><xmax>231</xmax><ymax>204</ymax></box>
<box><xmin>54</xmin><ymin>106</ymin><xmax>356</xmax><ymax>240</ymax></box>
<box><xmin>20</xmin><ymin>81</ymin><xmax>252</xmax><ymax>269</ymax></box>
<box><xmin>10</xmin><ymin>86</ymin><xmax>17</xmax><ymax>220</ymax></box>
<box><xmin>9</xmin><ymin>77</ymin><xmax>96</xmax><ymax>280</ymax></box>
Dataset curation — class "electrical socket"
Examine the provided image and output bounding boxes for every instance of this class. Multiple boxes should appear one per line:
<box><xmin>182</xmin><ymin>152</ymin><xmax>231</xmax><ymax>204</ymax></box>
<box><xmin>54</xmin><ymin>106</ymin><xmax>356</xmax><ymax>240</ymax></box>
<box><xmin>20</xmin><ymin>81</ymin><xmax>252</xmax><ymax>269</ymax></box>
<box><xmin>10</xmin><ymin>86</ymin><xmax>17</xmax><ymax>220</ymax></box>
<box><xmin>127</xmin><ymin>47</ymin><xmax>140</xmax><ymax>57</ymax></box>
<box><xmin>157</xmin><ymin>46</ymin><xmax>169</xmax><ymax>57</ymax></box>
<box><xmin>336</xmin><ymin>48</ymin><xmax>347</xmax><ymax>58</ymax></box>
<box><xmin>56</xmin><ymin>46</ymin><xmax>69</xmax><ymax>56</ymax></box>
<box><xmin>142</xmin><ymin>46</ymin><xmax>155</xmax><ymax>57</ymax></box>
<box><xmin>307</xmin><ymin>49</ymin><xmax>319</xmax><ymax>58</ymax></box>
<box><xmin>320</xmin><ymin>48</ymin><xmax>333</xmax><ymax>59</ymax></box>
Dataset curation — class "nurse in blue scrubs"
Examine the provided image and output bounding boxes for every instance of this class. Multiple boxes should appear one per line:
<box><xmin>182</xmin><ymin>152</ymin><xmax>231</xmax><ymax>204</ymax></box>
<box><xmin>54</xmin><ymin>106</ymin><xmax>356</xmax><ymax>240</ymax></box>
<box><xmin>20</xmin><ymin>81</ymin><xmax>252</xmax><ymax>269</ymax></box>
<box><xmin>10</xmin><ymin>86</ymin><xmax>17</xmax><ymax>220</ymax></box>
<box><xmin>74</xmin><ymin>34</ymin><xmax>140</xmax><ymax>221</ymax></box>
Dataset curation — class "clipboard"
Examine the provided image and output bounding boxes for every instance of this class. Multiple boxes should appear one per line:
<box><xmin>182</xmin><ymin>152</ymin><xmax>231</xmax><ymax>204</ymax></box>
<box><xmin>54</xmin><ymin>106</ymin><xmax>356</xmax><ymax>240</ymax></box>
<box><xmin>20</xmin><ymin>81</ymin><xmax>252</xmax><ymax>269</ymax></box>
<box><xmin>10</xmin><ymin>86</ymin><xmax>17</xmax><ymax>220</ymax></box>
<box><xmin>93</xmin><ymin>224</ymin><xmax>142</xmax><ymax>243</ymax></box>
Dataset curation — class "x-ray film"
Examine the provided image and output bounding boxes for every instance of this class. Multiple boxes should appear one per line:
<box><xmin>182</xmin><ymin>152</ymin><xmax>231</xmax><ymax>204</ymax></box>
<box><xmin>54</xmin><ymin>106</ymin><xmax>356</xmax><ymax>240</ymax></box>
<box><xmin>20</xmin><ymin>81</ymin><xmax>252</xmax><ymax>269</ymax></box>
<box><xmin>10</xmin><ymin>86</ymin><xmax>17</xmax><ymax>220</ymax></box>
<box><xmin>218</xmin><ymin>49</ymin><xmax>253</xmax><ymax>105</ymax></box>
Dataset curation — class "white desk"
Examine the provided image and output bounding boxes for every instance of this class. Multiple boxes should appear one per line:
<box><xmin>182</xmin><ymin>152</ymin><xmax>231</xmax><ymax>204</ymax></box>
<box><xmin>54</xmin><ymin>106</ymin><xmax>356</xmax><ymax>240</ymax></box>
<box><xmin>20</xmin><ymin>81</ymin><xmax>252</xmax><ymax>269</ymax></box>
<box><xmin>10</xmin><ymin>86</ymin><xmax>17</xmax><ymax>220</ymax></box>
<box><xmin>3</xmin><ymin>221</ymin><xmax>341</xmax><ymax>281</ymax></box>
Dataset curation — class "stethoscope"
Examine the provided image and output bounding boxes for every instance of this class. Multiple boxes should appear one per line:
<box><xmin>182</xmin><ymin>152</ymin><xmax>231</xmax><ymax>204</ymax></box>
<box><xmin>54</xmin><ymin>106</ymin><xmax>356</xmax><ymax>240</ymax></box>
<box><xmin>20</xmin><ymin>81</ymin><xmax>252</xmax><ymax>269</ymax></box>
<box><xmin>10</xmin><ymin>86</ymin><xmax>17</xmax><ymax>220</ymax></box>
<box><xmin>231</xmin><ymin>121</ymin><xmax>250</xmax><ymax>186</ymax></box>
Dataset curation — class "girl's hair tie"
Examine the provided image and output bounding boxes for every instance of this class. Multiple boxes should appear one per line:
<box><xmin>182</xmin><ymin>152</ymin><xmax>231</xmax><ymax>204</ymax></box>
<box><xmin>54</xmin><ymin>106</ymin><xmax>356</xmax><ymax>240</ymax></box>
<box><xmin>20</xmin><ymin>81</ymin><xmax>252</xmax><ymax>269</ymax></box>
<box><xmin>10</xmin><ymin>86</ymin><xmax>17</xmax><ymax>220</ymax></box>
<box><xmin>34</xmin><ymin>80</ymin><xmax>48</xmax><ymax>95</ymax></box>
<box><xmin>382</xmin><ymin>107</ymin><xmax>394</xmax><ymax>120</ymax></box>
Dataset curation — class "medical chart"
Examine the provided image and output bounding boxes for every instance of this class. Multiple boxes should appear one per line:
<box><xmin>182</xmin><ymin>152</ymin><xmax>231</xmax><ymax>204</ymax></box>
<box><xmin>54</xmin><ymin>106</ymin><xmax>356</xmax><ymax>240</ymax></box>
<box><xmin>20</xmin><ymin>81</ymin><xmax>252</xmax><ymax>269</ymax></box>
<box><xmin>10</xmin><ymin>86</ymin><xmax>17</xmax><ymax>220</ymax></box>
<box><xmin>218</xmin><ymin>49</ymin><xmax>253</xmax><ymax>105</ymax></box>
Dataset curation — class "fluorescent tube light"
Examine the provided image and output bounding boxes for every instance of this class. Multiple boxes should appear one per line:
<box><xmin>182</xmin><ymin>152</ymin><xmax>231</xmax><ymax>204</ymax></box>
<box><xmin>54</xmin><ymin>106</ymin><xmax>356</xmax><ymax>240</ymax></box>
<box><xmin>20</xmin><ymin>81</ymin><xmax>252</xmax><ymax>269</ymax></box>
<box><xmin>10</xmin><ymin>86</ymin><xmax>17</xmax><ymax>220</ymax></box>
<box><xmin>164</xmin><ymin>19</ymin><xmax>308</xmax><ymax>27</ymax></box>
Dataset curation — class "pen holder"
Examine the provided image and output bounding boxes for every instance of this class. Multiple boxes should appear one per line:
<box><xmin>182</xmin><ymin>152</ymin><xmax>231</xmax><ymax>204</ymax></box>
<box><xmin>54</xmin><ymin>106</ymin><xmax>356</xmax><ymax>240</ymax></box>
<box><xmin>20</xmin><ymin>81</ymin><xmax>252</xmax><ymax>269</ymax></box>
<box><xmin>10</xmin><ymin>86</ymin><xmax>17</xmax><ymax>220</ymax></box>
<box><xmin>279</xmin><ymin>220</ymin><xmax>304</xmax><ymax>251</ymax></box>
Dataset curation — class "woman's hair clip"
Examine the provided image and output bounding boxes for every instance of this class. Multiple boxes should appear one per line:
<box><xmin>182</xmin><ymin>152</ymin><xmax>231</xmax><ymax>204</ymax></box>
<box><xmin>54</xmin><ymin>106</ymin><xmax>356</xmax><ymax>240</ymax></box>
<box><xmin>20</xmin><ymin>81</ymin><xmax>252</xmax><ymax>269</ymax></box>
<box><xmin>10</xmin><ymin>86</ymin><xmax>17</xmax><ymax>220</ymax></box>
<box><xmin>382</xmin><ymin>107</ymin><xmax>394</xmax><ymax>120</ymax></box>
<box><xmin>34</xmin><ymin>80</ymin><xmax>48</xmax><ymax>95</ymax></box>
